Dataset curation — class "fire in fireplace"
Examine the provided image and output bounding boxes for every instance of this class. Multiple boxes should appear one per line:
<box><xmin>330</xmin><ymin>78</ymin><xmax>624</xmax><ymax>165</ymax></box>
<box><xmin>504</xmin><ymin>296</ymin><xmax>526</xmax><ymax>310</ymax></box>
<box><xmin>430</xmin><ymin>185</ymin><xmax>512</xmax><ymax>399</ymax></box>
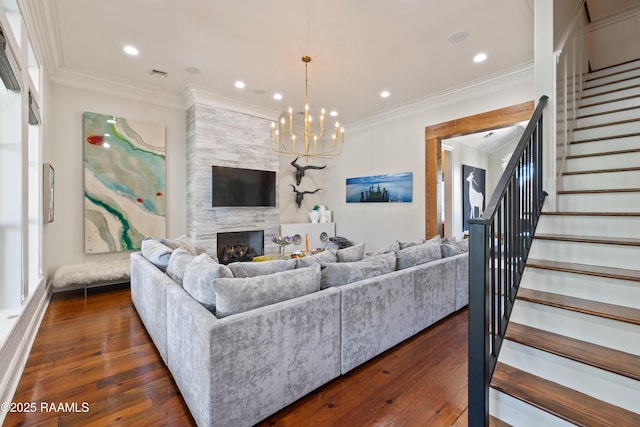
<box><xmin>217</xmin><ymin>230</ymin><xmax>264</xmax><ymax>265</ymax></box>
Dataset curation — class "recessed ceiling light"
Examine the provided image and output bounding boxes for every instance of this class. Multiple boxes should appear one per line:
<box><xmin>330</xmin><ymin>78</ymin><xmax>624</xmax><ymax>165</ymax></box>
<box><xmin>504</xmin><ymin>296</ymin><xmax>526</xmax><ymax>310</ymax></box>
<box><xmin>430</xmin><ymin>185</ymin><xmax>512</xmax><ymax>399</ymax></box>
<box><xmin>123</xmin><ymin>45</ymin><xmax>139</xmax><ymax>56</ymax></box>
<box><xmin>329</xmin><ymin>111</ymin><xmax>338</xmax><ymax>117</ymax></box>
<box><xmin>235</xmin><ymin>81</ymin><xmax>245</xmax><ymax>89</ymax></box>
<box><xmin>380</xmin><ymin>90</ymin><xmax>390</xmax><ymax>98</ymax></box>
<box><xmin>448</xmin><ymin>31</ymin><xmax>469</xmax><ymax>44</ymax></box>
<box><xmin>273</xmin><ymin>93</ymin><xmax>283</xmax><ymax>100</ymax></box>
<box><xmin>473</xmin><ymin>53</ymin><xmax>487</xmax><ymax>63</ymax></box>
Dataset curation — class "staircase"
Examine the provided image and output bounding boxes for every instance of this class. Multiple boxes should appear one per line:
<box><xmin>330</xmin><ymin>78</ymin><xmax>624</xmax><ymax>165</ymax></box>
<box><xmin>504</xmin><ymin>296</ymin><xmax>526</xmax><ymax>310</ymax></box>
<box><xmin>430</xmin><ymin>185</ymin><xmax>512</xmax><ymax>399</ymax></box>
<box><xmin>489</xmin><ymin>60</ymin><xmax>640</xmax><ymax>425</ymax></box>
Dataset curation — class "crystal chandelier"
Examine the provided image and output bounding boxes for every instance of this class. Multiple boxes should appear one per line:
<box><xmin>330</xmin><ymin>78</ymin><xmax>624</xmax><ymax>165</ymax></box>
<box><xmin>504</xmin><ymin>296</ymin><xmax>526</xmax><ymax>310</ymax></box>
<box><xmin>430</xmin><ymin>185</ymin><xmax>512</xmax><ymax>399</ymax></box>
<box><xmin>271</xmin><ymin>56</ymin><xmax>344</xmax><ymax>160</ymax></box>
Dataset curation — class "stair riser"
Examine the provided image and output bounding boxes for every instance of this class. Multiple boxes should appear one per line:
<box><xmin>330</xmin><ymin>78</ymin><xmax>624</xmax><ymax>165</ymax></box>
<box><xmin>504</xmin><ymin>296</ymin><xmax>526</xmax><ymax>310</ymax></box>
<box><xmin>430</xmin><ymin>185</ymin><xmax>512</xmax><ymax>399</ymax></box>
<box><xmin>490</xmin><ymin>390</ymin><xmax>572</xmax><ymax>427</ymax></box>
<box><xmin>582</xmin><ymin>77</ymin><xmax>640</xmax><ymax>98</ymax></box>
<box><xmin>520</xmin><ymin>268</ymin><xmax>640</xmax><ymax>309</ymax></box>
<box><xmin>586</xmin><ymin>61</ymin><xmax>640</xmax><ymax>80</ymax></box>
<box><xmin>574</xmin><ymin>122</ymin><xmax>640</xmax><ymax>141</ymax></box>
<box><xmin>536</xmin><ymin>215</ymin><xmax>640</xmax><ymax>239</ymax></box>
<box><xmin>579</xmin><ymin>96</ymin><xmax>640</xmax><ymax>116</ymax></box>
<box><xmin>576</xmin><ymin>108</ymin><xmax>640</xmax><ymax>128</ymax></box>
<box><xmin>558</xmin><ymin>193</ymin><xmax>640</xmax><ymax>212</ymax></box>
<box><xmin>581</xmin><ymin>86</ymin><xmax>640</xmax><ymax>106</ymax></box>
<box><xmin>562</xmin><ymin>170</ymin><xmax>640</xmax><ymax>191</ymax></box>
<box><xmin>569</xmin><ymin>135</ymin><xmax>640</xmax><ymax>156</ymax></box>
<box><xmin>565</xmin><ymin>151</ymin><xmax>640</xmax><ymax>172</ymax></box>
<box><xmin>510</xmin><ymin>300</ymin><xmax>640</xmax><ymax>355</ymax></box>
<box><xmin>498</xmin><ymin>341</ymin><xmax>640</xmax><ymax>413</ymax></box>
<box><xmin>529</xmin><ymin>239</ymin><xmax>640</xmax><ymax>270</ymax></box>
<box><xmin>585</xmin><ymin>69</ymin><xmax>640</xmax><ymax>89</ymax></box>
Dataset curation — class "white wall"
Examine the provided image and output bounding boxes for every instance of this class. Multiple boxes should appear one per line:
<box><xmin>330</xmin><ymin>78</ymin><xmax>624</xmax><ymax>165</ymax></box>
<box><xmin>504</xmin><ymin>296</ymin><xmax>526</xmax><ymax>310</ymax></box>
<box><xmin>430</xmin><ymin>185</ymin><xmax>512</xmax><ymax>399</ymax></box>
<box><xmin>324</xmin><ymin>67</ymin><xmax>535</xmax><ymax>251</ymax></box>
<box><xmin>43</xmin><ymin>83</ymin><xmax>186</xmax><ymax>277</ymax></box>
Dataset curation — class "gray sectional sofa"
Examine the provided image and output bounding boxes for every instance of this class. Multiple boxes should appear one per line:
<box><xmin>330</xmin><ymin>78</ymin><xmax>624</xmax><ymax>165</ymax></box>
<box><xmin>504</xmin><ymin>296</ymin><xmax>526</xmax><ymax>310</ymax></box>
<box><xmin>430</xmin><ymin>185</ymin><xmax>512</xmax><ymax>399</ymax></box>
<box><xmin>130</xmin><ymin>237</ymin><xmax>469</xmax><ymax>427</ymax></box>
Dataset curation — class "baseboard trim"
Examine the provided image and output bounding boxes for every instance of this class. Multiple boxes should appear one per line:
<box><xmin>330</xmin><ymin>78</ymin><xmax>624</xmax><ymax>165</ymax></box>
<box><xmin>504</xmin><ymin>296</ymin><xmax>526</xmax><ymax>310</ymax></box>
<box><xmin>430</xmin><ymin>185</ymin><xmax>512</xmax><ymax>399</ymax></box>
<box><xmin>0</xmin><ymin>281</ymin><xmax>50</xmax><ymax>425</ymax></box>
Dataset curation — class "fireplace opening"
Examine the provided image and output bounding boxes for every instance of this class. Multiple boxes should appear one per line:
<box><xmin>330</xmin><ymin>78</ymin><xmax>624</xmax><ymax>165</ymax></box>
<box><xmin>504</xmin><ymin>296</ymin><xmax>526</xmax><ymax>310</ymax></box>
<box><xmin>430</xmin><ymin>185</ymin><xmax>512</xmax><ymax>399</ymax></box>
<box><xmin>217</xmin><ymin>230</ymin><xmax>264</xmax><ymax>264</ymax></box>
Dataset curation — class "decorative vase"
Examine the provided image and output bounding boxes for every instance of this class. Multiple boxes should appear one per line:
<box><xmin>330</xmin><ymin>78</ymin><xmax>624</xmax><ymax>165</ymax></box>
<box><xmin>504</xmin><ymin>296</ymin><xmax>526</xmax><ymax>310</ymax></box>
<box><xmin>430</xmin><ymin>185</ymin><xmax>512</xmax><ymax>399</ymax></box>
<box><xmin>309</xmin><ymin>211</ymin><xmax>320</xmax><ymax>223</ymax></box>
<box><xmin>320</xmin><ymin>210</ymin><xmax>331</xmax><ymax>223</ymax></box>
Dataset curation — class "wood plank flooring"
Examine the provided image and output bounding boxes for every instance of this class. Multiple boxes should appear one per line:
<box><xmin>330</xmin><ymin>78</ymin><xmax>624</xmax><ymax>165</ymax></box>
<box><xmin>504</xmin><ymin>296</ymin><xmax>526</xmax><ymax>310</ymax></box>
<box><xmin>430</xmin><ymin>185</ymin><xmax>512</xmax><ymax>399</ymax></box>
<box><xmin>4</xmin><ymin>285</ymin><xmax>472</xmax><ymax>427</ymax></box>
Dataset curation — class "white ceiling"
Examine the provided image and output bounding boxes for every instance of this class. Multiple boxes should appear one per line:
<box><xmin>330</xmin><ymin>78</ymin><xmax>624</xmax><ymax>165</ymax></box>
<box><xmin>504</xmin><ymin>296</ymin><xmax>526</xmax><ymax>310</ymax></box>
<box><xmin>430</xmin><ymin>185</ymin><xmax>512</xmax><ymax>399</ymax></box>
<box><xmin>18</xmin><ymin>0</ymin><xmax>639</xmax><ymax>132</ymax></box>
<box><xmin>23</xmin><ymin>0</ymin><xmax>536</xmax><ymax>125</ymax></box>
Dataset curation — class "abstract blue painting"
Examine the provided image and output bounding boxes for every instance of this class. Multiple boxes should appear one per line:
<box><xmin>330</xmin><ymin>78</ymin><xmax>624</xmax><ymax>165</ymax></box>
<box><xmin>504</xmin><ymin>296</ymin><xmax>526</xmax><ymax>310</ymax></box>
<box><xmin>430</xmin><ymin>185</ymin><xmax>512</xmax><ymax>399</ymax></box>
<box><xmin>83</xmin><ymin>112</ymin><xmax>166</xmax><ymax>253</ymax></box>
<box><xmin>346</xmin><ymin>172</ymin><xmax>413</xmax><ymax>203</ymax></box>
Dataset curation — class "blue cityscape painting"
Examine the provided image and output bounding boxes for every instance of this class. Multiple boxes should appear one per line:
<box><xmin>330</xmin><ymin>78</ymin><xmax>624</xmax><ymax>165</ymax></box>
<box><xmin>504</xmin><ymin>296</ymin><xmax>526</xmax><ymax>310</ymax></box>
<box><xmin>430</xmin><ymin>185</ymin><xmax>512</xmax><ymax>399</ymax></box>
<box><xmin>346</xmin><ymin>172</ymin><xmax>413</xmax><ymax>203</ymax></box>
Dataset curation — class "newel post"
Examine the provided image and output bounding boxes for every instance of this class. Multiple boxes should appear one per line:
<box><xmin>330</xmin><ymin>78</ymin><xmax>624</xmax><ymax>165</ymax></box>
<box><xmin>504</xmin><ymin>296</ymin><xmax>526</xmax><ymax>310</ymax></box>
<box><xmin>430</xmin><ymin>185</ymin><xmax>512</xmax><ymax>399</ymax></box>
<box><xmin>468</xmin><ymin>218</ymin><xmax>490</xmax><ymax>426</ymax></box>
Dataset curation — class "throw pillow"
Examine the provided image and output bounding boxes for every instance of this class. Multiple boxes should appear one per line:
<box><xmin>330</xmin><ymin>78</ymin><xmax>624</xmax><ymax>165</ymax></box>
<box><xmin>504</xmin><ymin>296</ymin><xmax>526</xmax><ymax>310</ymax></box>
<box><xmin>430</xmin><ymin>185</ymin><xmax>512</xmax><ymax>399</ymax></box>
<box><xmin>320</xmin><ymin>253</ymin><xmax>396</xmax><ymax>288</ymax></box>
<box><xmin>296</xmin><ymin>249</ymin><xmax>337</xmax><ymax>268</ymax></box>
<box><xmin>213</xmin><ymin>263</ymin><xmax>321</xmax><ymax>318</ymax></box>
<box><xmin>140</xmin><ymin>237</ymin><xmax>173</xmax><ymax>270</ymax></box>
<box><xmin>228</xmin><ymin>258</ymin><xmax>297</xmax><ymax>278</ymax></box>
<box><xmin>366</xmin><ymin>240</ymin><xmax>400</xmax><ymax>257</ymax></box>
<box><xmin>396</xmin><ymin>238</ymin><xmax>442</xmax><ymax>270</ymax></box>
<box><xmin>166</xmin><ymin>247</ymin><xmax>196</xmax><ymax>286</ymax></box>
<box><xmin>183</xmin><ymin>254</ymin><xmax>233</xmax><ymax>312</ymax></box>
<box><xmin>336</xmin><ymin>241</ymin><xmax>365</xmax><ymax>262</ymax></box>
<box><xmin>441</xmin><ymin>238</ymin><xmax>469</xmax><ymax>258</ymax></box>
<box><xmin>160</xmin><ymin>235</ymin><xmax>199</xmax><ymax>255</ymax></box>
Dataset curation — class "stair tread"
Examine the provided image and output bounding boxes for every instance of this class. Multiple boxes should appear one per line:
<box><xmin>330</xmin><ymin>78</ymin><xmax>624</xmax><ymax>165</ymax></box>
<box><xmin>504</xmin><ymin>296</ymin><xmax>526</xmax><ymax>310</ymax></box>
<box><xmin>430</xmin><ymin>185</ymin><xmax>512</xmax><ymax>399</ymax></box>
<box><xmin>566</xmin><ymin>147</ymin><xmax>640</xmax><ymax>159</ymax></box>
<box><xmin>558</xmin><ymin>188</ymin><xmax>640</xmax><ymax>194</ymax></box>
<box><xmin>541</xmin><ymin>211</ymin><xmax>640</xmax><ymax>216</ymax></box>
<box><xmin>517</xmin><ymin>288</ymin><xmax>640</xmax><ymax>325</ymax></box>
<box><xmin>581</xmin><ymin>82</ymin><xmax>640</xmax><ymax>101</ymax></box>
<box><xmin>563</xmin><ymin>166</ymin><xmax>640</xmax><ymax>176</ymax></box>
<box><xmin>506</xmin><ymin>322</ymin><xmax>640</xmax><ymax>381</ymax></box>
<box><xmin>585</xmin><ymin>64</ymin><xmax>640</xmax><ymax>84</ymax></box>
<box><xmin>491</xmin><ymin>362</ymin><xmax>640</xmax><ymax>426</ymax></box>
<box><xmin>577</xmin><ymin>105</ymin><xmax>640</xmax><ymax>121</ymax></box>
<box><xmin>573</xmin><ymin>117</ymin><xmax>640</xmax><ymax>132</ymax></box>
<box><xmin>526</xmin><ymin>258</ymin><xmax>640</xmax><ymax>282</ymax></box>
<box><xmin>534</xmin><ymin>233</ymin><xmax>640</xmax><ymax>246</ymax></box>
<box><xmin>580</xmin><ymin>94</ymin><xmax>640</xmax><ymax>110</ymax></box>
<box><xmin>570</xmin><ymin>131</ymin><xmax>640</xmax><ymax>144</ymax></box>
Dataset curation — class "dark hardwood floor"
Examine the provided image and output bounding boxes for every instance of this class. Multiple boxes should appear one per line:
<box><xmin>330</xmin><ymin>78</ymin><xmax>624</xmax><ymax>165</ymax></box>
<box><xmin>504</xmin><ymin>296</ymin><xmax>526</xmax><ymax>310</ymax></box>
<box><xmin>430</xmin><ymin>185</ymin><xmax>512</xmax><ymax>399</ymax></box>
<box><xmin>4</xmin><ymin>285</ymin><xmax>471</xmax><ymax>427</ymax></box>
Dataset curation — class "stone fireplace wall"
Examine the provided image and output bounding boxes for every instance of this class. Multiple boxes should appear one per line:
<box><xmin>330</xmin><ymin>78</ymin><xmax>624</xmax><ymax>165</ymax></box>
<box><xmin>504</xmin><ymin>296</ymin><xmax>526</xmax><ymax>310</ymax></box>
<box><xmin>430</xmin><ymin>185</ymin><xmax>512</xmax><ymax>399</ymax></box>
<box><xmin>186</xmin><ymin>102</ymin><xmax>280</xmax><ymax>255</ymax></box>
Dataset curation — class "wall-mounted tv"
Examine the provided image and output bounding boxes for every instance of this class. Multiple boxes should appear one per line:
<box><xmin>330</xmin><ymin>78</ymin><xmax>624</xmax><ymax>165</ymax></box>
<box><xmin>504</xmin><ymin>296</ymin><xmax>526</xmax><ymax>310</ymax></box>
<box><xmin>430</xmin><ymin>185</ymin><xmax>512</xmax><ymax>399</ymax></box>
<box><xmin>212</xmin><ymin>166</ymin><xmax>276</xmax><ymax>207</ymax></box>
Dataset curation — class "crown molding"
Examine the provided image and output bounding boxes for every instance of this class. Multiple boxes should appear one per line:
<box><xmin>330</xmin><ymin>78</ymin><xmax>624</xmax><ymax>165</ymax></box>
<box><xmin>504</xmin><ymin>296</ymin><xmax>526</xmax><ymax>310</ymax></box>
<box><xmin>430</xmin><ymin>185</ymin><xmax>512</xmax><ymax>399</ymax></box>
<box><xmin>183</xmin><ymin>85</ymin><xmax>281</xmax><ymax>120</ymax></box>
<box><xmin>19</xmin><ymin>0</ymin><xmax>65</xmax><ymax>80</ymax></box>
<box><xmin>346</xmin><ymin>62</ymin><xmax>534</xmax><ymax>133</ymax></box>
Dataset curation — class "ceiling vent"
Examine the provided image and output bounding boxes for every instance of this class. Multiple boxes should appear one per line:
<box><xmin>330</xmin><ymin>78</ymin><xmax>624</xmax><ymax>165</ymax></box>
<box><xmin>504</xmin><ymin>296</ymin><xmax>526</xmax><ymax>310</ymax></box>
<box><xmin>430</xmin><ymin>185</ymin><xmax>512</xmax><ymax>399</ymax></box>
<box><xmin>0</xmin><ymin>27</ymin><xmax>20</xmax><ymax>91</ymax></box>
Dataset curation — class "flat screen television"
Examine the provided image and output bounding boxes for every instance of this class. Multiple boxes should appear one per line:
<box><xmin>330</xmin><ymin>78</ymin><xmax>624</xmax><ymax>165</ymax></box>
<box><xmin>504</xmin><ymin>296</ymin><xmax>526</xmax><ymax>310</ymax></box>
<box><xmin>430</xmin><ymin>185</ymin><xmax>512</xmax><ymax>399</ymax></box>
<box><xmin>212</xmin><ymin>166</ymin><xmax>276</xmax><ymax>207</ymax></box>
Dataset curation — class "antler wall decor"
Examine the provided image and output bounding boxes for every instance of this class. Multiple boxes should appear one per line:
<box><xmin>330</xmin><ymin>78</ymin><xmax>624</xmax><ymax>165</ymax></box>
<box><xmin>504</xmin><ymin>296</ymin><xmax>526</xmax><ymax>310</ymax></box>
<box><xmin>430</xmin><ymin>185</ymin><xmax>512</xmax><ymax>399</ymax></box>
<box><xmin>291</xmin><ymin>157</ymin><xmax>326</xmax><ymax>185</ymax></box>
<box><xmin>290</xmin><ymin>185</ymin><xmax>321</xmax><ymax>208</ymax></box>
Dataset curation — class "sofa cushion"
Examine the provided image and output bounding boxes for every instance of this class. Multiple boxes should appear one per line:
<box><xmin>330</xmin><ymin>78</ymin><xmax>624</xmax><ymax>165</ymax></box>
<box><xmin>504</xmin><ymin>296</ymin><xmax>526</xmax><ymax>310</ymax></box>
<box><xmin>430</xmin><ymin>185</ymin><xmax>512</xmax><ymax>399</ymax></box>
<box><xmin>212</xmin><ymin>263</ymin><xmax>321</xmax><ymax>318</ymax></box>
<box><xmin>228</xmin><ymin>258</ymin><xmax>297</xmax><ymax>278</ymax></box>
<box><xmin>398</xmin><ymin>238</ymin><xmax>425</xmax><ymax>250</ymax></box>
<box><xmin>140</xmin><ymin>237</ymin><xmax>173</xmax><ymax>270</ymax></box>
<box><xmin>182</xmin><ymin>253</ymin><xmax>233</xmax><ymax>311</ymax></box>
<box><xmin>296</xmin><ymin>249</ymin><xmax>337</xmax><ymax>268</ymax></box>
<box><xmin>336</xmin><ymin>241</ymin><xmax>365</xmax><ymax>262</ymax></box>
<box><xmin>441</xmin><ymin>238</ymin><xmax>469</xmax><ymax>258</ymax></box>
<box><xmin>396</xmin><ymin>238</ymin><xmax>442</xmax><ymax>270</ymax></box>
<box><xmin>367</xmin><ymin>240</ymin><xmax>400</xmax><ymax>256</ymax></box>
<box><xmin>320</xmin><ymin>253</ymin><xmax>396</xmax><ymax>289</ymax></box>
<box><xmin>166</xmin><ymin>247</ymin><xmax>197</xmax><ymax>286</ymax></box>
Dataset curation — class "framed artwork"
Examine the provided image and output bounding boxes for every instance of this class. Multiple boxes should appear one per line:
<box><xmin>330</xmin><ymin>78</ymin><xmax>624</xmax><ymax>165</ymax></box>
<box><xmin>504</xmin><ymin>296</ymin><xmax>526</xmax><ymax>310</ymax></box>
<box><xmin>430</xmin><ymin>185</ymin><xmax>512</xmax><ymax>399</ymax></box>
<box><xmin>83</xmin><ymin>112</ymin><xmax>166</xmax><ymax>253</ymax></box>
<box><xmin>462</xmin><ymin>165</ymin><xmax>486</xmax><ymax>232</ymax></box>
<box><xmin>43</xmin><ymin>163</ymin><xmax>54</xmax><ymax>223</ymax></box>
<box><xmin>346</xmin><ymin>172</ymin><xmax>413</xmax><ymax>203</ymax></box>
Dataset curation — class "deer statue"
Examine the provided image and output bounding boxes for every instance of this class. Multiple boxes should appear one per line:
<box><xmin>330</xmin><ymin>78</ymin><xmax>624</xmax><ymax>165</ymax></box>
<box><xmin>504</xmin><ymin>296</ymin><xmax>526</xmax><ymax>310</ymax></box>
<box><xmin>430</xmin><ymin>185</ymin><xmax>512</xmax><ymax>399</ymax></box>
<box><xmin>465</xmin><ymin>169</ymin><xmax>484</xmax><ymax>219</ymax></box>
<box><xmin>290</xmin><ymin>185</ymin><xmax>321</xmax><ymax>208</ymax></box>
<box><xmin>291</xmin><ymin>157</ymin><xmax>327</xmax><ymax>185</ymax></box>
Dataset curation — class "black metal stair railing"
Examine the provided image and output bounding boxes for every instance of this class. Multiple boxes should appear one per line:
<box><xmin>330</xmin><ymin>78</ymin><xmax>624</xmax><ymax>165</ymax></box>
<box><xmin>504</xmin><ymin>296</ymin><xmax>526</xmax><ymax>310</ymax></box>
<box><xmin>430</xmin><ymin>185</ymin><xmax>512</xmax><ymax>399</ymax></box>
<box><xmin>467</xmin><ymin>95</ymin><xmax>549</xmax><ymax>426</ymax></box>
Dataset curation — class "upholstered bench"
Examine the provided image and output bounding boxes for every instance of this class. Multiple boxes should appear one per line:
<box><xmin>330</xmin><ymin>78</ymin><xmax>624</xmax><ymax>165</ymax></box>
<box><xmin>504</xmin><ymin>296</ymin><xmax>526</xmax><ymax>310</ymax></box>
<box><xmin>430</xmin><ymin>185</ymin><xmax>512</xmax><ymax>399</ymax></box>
<box><xmin>51</xmin><ymin>258</ymin><xmax>131</xmax><ymax>297</ymax></box>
